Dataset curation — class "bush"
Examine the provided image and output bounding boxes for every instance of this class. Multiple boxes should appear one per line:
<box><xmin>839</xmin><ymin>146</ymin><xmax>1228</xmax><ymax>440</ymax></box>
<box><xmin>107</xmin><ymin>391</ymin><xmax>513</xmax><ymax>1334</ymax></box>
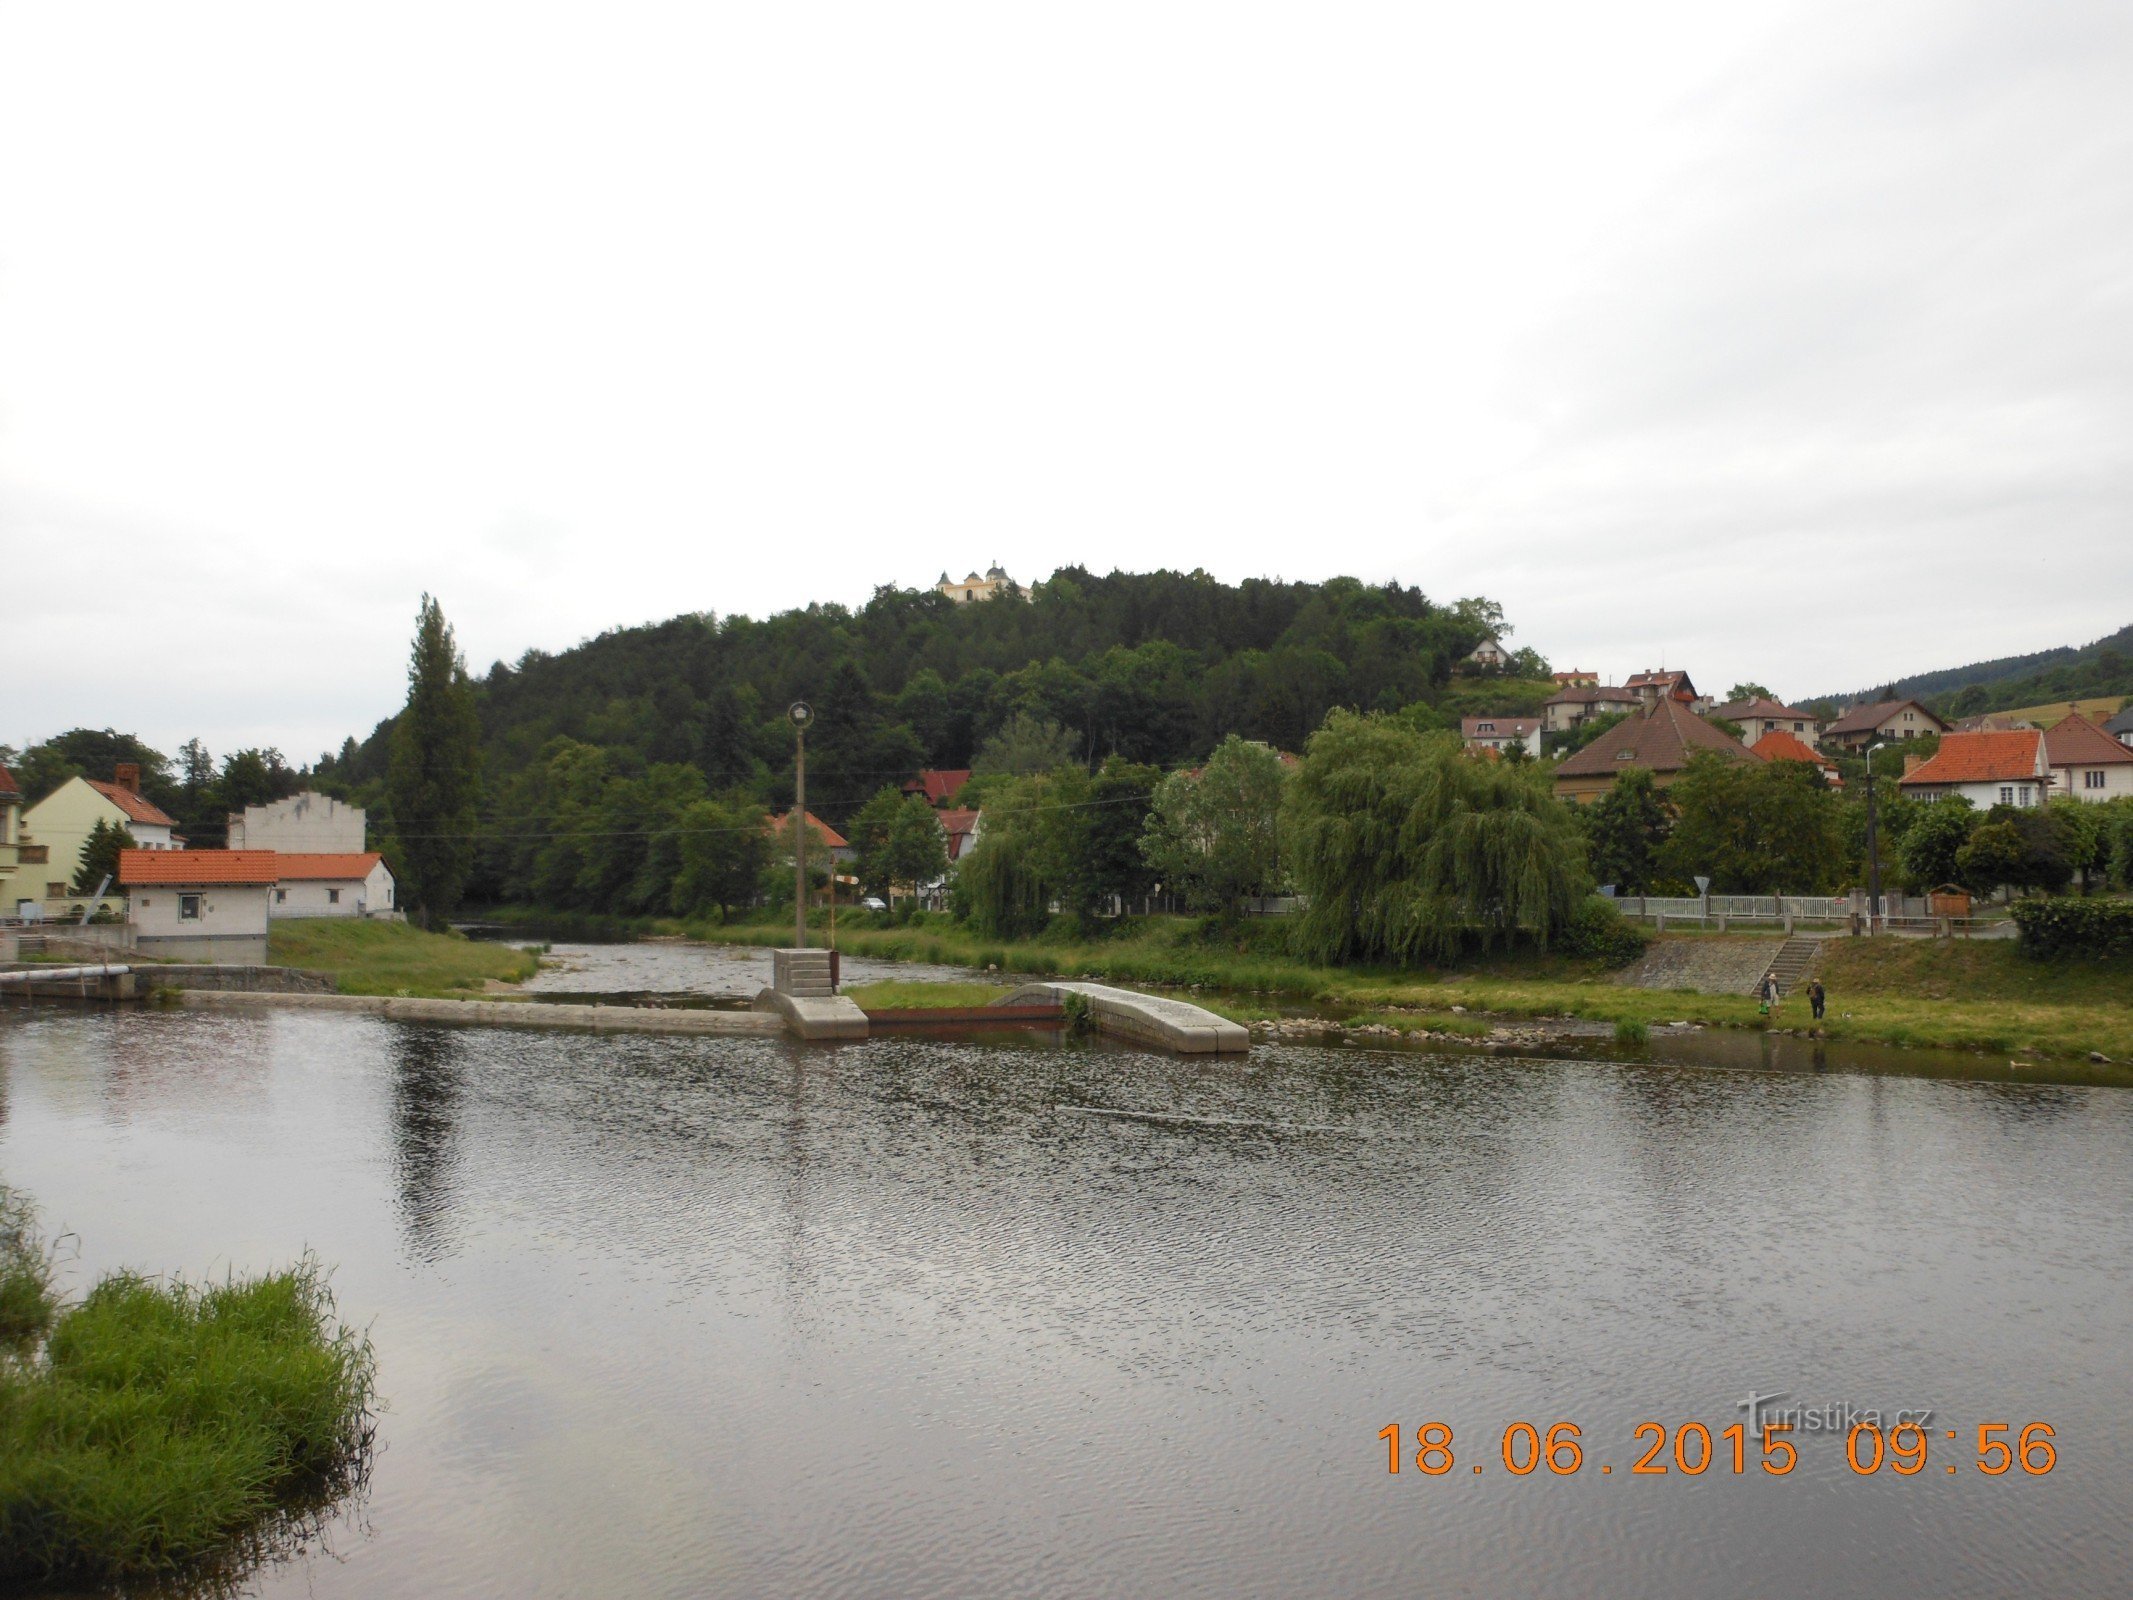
<box><xmin>1613</xmin><ymin>1019</ymin><xmax>1649</xmax><ymax>1047</ymax></box>
<box><xmin>0</xmin><ymin>1201</ymin><xmax>377</xmax><ymax>1590</ymax></box>
<box><xmin>1560</xmin><ymin>899</ymin><xmax>1652</xmax><ymax>967</ymax></box>
<box><xmin>2010</xmin><ymin>896</ymin><xmax>2133</xmax><ymax>960</ymax></box>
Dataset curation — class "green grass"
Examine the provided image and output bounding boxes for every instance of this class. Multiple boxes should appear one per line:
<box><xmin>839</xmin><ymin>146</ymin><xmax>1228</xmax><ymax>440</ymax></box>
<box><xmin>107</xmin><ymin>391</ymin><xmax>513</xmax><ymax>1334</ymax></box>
<box><xmin>0</xmin><ymin>1190</ymin><xmax>376</xmax><ymax>1589</ymax></box>
<box><xmin>842</xmin><ymin>980</ymin><xmax>1014</xmax><ymax>1010</ymax></box>
<box><xmin>676</xmin><ymin>912</ymin><xmax>2133</xmax><ymax>1062</ymax></box>
<box><xmin>265</xmin><ymin>919</ymin><xmax>540</xmax><ymax>997</ymax></box>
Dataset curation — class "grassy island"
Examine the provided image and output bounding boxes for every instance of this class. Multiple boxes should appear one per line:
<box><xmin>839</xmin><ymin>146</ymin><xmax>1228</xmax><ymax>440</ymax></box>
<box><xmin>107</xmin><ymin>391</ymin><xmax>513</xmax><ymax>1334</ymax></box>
<box><xmin>0</xmin><ymin>1188</ymin><xmax>377</xmax><ymax>1591</ymax></box>
<box><xmin>267</xmin><ymin>918</ymin><xmax>539</xmax><ymax>997</ymax></box>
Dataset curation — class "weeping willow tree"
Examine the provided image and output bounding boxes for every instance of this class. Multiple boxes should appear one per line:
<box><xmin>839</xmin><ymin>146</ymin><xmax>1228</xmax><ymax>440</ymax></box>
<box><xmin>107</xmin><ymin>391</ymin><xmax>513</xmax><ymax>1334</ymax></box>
<box><xmin>1286</xmin><ymin>711</ymin><xmax>1589</xmax><ymax>965</ymax></box>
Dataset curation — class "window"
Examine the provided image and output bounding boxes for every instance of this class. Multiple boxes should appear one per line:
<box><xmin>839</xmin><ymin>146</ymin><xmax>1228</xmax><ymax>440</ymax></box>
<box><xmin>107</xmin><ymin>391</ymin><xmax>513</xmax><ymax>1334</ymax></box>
<box><xmin>327</xmin><ymin>888</ymin><xmax>340</xmax><ymax>905</ymax></box>
<box><xmin>179</xmin><ymin>894</ymin><xmax>202</xmax><ymax>921</ymax></box>
<box><xmin>275</xmin><ymin>889</ymin><xmax>287</xmax><ymax>902</ymax></box>
<box><xmin>2086</xmin><ymin>770</ymin><xmax>2106</xmax><ymax>790</ymax></box>
<box><xmin>2018</xmin><ymin>786</ymin><xmax>2033</xmax><ymax>807</ymax></box>
<box><xmin>1999</xmin><ymin>786</ymin><xmax>2014</xmax><ymax>806</ymax></box>
<box><xmin>19</xmin><ymin>845</ymin><xmax>47</xmax><ymax>863</ymax></box>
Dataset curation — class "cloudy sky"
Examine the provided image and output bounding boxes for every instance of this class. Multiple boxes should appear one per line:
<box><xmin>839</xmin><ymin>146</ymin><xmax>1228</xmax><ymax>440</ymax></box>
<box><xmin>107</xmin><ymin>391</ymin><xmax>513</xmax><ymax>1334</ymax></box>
<box><xmin>4</xmin><ymin>0</ymin><xmax>2129</xmax><ymax>761</ymax></box>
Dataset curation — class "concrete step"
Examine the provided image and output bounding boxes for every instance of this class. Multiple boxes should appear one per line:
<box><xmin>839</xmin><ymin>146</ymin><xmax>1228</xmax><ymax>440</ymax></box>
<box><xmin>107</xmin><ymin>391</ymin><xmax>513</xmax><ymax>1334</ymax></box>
<box><xmin>1757</xmin><ymin>937</ymin><xmax>1824</xmax><ymax>996</ymax></box>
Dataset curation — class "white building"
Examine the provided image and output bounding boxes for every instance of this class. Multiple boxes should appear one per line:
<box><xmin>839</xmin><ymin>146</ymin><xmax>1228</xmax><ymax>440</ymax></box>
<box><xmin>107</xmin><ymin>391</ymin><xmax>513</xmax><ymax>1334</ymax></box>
<box><xmin>120</xmin><ymin>848</ymin><xmax>276</xmax><ymax>963</ymax></box>
<box><xmin>2041</xmin><ymin>712</ymin><xmax>2133</xmax><ymax>802</ymax></box>
<box><xmin>1466</xmin><ymin>636</ymin><xmax>1509</xmax><ymax>669</ymax></box>
<box><xmin>1461</xmin><ymin>716</ymin><xmax>1542</xmax><ymax>758</ymax></box>
<box><xmin>1898</xmin><ymin>731</ymin><xmax>2048</xmax><ymax>809</ymax></box>
<box><xmin>227</xmin><ymin>791</ymin><xmax>366</xmax><ymax>851</ymax></box>
<box><xmin>272</xmin><ymin>852</ymin><xmax>396</xmax><ymax>918</ymax></box>
<box><xmin>936</xmin><ymin>565</ymin><xmax>1022</xmax><ymax>604</ymax></box>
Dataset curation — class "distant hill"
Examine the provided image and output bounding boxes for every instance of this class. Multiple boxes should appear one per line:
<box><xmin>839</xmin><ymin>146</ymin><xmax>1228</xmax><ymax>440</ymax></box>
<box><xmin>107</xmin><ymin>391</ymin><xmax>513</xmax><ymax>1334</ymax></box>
<box><xmin>1819</xmin><ymin>622</ymin><xmax>2133</xmax><ymax>719</ymax></box>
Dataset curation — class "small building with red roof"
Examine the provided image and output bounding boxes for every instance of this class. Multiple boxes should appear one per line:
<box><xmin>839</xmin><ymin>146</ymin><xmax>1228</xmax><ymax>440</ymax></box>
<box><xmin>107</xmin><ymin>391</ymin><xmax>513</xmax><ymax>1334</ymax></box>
<box><xmin>2041</xmin><ymin>711</ymin><xmax>2133</xmax><ymax>802</ymax></box>
<box><xmin>935</xmin><ymin>807</ymin><xmax>983</xmax><ymax>864</ymax></box>
<box><xmin>1553</xmin><ymin>697</ymin><xmax>1761</xmax><ymax>802</ymax></box>
<box><xmin>1709</xmin><ymin>696</ymin><xmax>1826</xmax><ymax>745</ymax></box>
<box><xmin>902</xmin><ymin>769</ymin><xmax>973</xmax><ymax>807</ymax></box>
<box><xmin>1897</xmin><ymin>730</ymin><xmax>2048</xmax><ymax>809</ymax></box>
<box><xmin>1749</xmin><ymin>729</ymin><xmax>1842</xmax><ymax>788</ymax></box>
<box><xmin>272</xmin><ymin>852</ymin><xmax>396</xmax><ymax>918</ymax></box>
<box><xmin>120</xmin><ymin>848</ymin><xmax>278</xmax><ymax>960</ymax></box>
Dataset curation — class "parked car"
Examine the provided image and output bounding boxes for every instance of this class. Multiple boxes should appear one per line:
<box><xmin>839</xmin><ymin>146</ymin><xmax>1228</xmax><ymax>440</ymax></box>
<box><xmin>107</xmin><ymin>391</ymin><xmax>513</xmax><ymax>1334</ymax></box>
<box><xmin>861</xmin><ymin>896</ymin><xmax>887</xmax><ymax>911</ymax></box>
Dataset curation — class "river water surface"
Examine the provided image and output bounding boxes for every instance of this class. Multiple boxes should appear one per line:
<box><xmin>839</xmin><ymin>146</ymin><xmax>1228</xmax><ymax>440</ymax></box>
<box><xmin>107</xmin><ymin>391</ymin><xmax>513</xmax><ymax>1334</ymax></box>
<box><xmin>3</xmin><ymin>1000</ymin><xmax>2129</xmax><ymax>1597</ymax></box>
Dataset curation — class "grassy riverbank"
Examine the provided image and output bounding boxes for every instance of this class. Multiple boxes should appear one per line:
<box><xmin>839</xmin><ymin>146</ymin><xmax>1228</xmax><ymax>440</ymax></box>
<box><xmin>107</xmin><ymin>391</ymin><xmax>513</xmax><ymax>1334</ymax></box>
<box><xmin>0</xmin><ymin>1188</ymin><xmax>376</xmax><ymax>1589</ymax></box>
<box><xmin>693</xmin><ymin>914</ymin><xmax>2132</xmax><ymax>1062</ymax></box>
<box><xmin>268</xmin><ymin>919</ymin><xmax>540</xmax><ymax>997</ymax></box>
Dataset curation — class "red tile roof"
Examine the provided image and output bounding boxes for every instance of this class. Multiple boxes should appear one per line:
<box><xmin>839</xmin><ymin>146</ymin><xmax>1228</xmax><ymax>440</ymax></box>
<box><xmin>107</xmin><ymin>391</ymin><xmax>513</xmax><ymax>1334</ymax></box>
<box><xmin>1751</xmin><ymin>730</ymin><xmax>1829</xmax><ymax>766</ymax></box>
<box><xmin>1709</xmin><ymin>697</ymin><xmax>1819</xmax><ymax>723</ymax></box>
<box><xmin>119</xmin><ymin>849</ymin><xmax>281</xmax><ymax>885</ymax></box>
<box><xmin>1826</xmin><ymin>699</ymin><xmax>1948</xmax><ymax>737</ymax></box>
<box><xmin>1898</xmin><ymin>731</ymin><xmax>2043</xmax><ymax>787</ymax></box>
<box><xmin>275</xmin><ymin>852</ymin><xmax>386</xmax><ymax>881</ymax></box>
<box><xmin>903</xmin><ymin>769</ymin><xmax>973</xmax><ymax>805</ymax></box>
<box><xmin>2041</xmin><ymin>711</ymin><xmax>2133</xmax><ymax>767</ymax></box>
<box><xmin>0</xmin><ymin>765</ymin><xmax>18</xmax><ymax>798</ymax></box>
<box><xmin>1554</xmin><ymin>698</ymin><xmax>1759</xmax><ymax>780</ymax></box>
<box><xmin>1543</xmin><ymin>684</ymin><xmax>1638</xmax><ymax>707</ymax></box>
<box><xmin>765</xmin><ymin>810</ymin><xmax>849</xmax><ymax>850</ymax></box>
<box><xmin>86</xmin><ymin>779</ymin><xmax>179</xmax><ymax>827</ymax></box>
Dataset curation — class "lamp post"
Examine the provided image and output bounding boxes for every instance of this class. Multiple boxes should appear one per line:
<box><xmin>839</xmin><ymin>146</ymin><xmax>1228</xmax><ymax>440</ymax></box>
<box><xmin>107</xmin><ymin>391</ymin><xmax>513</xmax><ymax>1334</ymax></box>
<box><xmin>789</xmin><ymin>701</ymin><xmax>814</xmax><ymax>948</ymax></box>
<box><xmin>1864</xmin><ymin>739</ymin><xmax>1886</xmax><ymax>932</ymax></box>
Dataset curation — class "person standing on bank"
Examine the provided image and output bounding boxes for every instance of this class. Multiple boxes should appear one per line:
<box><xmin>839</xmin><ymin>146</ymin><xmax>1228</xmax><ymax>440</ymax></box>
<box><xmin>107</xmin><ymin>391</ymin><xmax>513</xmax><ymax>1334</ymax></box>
<box><xmin>1758</xmin><ymin>972</ymin><xmax>1779</xmax><ymax>1015</ymax></box>
<box><xmin>1809</xmin><ymin>978</ymin><xmax>1826</xmax><ymax>1022</ymax></box>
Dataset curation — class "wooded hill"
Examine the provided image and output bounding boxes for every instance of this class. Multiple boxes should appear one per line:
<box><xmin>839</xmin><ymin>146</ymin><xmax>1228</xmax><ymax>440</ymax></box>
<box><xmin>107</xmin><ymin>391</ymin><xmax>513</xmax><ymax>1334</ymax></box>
<box><xmin>327</xmin><ymin>570</ymin><xmax>1528</xmax><ymax>828</ymax></box>
<box><xmin>1822</xmin><ymin>622</ymin><xmax>2133</xmax><ymax>719</ymax></box>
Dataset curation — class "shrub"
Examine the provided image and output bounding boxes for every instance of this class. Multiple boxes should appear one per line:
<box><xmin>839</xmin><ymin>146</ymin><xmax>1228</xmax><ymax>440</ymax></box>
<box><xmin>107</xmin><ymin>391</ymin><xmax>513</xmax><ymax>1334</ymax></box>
<box><xmin>1560</xmin><ymin>899</ymin><xmax>1652</xmax><ymax>967</ymax></box>
<box><xmin>1613</xmin><ymin>1019</ymin><xmax>1650</xmax><ymax>1047</ymax></box>
<box><xmin>2009</xmin><ymin>897</ymin><xmax>2133</xmax><ymax>960</ymax></box>
<box><xmin>0</xmin><ymin>1204</ymin><xmax>376</xmax><ymax>1590</ymax></box>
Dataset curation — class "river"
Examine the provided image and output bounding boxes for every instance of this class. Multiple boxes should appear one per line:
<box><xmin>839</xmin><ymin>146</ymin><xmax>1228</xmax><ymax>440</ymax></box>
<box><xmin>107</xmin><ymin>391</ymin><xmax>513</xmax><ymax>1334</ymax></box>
<box><xmin>3</xmin><ymin>986</ymin><xmax>2129</xmax><ymax>1596</ymax></box>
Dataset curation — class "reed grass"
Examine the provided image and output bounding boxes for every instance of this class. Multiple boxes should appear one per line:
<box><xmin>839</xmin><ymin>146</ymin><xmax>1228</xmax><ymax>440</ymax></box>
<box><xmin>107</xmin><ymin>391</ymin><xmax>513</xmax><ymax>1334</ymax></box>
<box><xmin>266</xmin><ymin>919</ymin><xmax>539</xmax><ymax>997</ymax></box>
<box><xmin>0</xmin><ymin>1190</ymin><xmax>377</xmax><ymax>1590</ymax></box>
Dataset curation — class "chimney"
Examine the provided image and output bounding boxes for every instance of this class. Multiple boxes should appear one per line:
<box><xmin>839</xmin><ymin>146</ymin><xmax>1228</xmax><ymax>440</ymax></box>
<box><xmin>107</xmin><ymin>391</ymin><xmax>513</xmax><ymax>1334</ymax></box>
<box><xmin>1903</xmin><ymin>753</ymin><xmax>1925</xmax><ymax>776</ymax></box>
<box><xmin>114</xmin><ymin>762</ymin><xmax>141</xmax><ymax>793</ymax></box>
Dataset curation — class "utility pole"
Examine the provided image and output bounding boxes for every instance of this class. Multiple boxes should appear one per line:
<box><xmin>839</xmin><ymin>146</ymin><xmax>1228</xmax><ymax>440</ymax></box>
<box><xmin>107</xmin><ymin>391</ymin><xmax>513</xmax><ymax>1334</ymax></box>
<box><xmin>1864</xmin><ymin>739</ymin><xmax>1886</xmax><ymax>932</ymax></box>
<box><xmin>789</xmin><ymin>701</ymin><xmax>814</xmax><ymax>948</ymax></box>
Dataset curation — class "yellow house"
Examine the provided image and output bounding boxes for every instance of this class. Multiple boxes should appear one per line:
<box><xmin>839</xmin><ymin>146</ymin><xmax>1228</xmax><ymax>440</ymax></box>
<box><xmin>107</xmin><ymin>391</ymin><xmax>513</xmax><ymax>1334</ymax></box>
<box><xmin>16</xmin><ymin>764</ymin><xmax>182</xmax><ymax>910</ymax></box>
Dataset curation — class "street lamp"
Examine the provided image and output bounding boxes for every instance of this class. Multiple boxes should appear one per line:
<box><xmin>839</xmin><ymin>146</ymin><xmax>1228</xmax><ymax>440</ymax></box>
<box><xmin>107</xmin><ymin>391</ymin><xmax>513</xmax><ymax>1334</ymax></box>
<box><xmin>1863</xmin><ymin>739</ymin><xmax>1886</xmax><ymax>932</ymax></box>
<box><xmin>789</xmin><ymin>701</ymin><xmax>814</xmax><ymax>948</ymax></box>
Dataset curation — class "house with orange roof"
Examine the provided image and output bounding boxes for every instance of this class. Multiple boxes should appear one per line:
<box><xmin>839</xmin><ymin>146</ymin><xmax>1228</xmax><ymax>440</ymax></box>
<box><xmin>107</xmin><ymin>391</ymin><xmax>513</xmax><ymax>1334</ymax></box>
<box><xmin>17</xmin><ymin>764</ymin><xmax>183</xmax><ymax>909</ymax></box>
<box><xmin>766</xmin><ymin>809</ymin><xmax>854</xmax><ymax>864</ymax></box>
<box><xmin>2041</xmin><ymin>711</ymin><xmax>2133</xmax><ymax>802</ymax></box>
<box><xmin>272</xmin><ymin>852</ymin><xmax>397</xmax><ymax>918</ymax></box>
<box><xmin>1553</xmin><ymin>697</ymin><xmax>1761</xmax><ymax>802</ymax></box>
<box><xmin>1750</xmin><ymin>730</ymin><xmax>1842</xmax><ymax>788</ymax></box>
<box><xmin>120</xmin><ymin>848</ymin><xmax>278</xmax><ymax>961</ymax></box>
<box><xmin>1897</xmin><ymin>731</ymin><xmax>2048</xmax><ymax>809</ymax></box>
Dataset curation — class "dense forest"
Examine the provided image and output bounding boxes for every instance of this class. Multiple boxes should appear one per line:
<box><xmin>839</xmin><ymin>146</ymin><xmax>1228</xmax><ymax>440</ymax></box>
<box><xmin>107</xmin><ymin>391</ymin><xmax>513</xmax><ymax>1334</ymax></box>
<box><xmin>323</xmin><ymin>569</ymin><xmax>1532</xmax><ymax>828</ymax></box>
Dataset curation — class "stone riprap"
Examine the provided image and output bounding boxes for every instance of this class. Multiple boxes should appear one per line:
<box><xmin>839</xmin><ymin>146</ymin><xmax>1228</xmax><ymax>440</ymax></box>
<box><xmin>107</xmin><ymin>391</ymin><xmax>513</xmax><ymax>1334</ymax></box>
<box><xmin>1614</xmin><ymin>935</ymin><xmax>1786</xmax><ymax>995</ymax></box>
<box><xmin>991</xmin><ymin>981</ymin><xmax>1250</xmax><ymax>1054</ymax></box>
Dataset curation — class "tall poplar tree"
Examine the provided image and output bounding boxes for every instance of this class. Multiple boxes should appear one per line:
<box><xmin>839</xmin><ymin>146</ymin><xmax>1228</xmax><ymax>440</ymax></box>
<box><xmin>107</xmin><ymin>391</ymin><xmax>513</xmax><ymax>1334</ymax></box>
<box><xmin>388</xmin><ymin>595</ymin><xmax>482</xmax><ymax>925</ymax></box>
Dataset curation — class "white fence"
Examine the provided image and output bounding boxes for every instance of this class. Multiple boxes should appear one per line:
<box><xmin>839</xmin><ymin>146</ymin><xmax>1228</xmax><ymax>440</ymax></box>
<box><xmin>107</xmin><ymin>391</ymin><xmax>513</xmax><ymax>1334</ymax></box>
<box><xmin>1611</xmin><ymin>894</ymin><xmax>1852</xmax><ymax>923</ymax></box>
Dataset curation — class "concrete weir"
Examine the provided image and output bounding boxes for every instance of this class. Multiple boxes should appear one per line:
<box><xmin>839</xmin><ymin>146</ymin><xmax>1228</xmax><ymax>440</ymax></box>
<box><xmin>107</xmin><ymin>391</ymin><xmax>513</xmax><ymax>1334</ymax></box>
<box><xmin>178</xmin><ymin>990</ymin><xmax>783</xmax><ymax>1036</ymax></box>
<box><xmin>990</xmin><ymin>981</ymin><xmax>1250</xmax><ymax>1054</ymax></box>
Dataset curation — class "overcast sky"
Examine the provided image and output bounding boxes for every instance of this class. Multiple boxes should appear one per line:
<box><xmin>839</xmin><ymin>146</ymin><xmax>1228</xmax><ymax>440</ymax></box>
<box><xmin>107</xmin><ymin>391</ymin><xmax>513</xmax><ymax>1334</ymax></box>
<box><xmin>4</xmin><ymin>0</ymin><xmax>2129</xmax><ymax>762</ymax></box>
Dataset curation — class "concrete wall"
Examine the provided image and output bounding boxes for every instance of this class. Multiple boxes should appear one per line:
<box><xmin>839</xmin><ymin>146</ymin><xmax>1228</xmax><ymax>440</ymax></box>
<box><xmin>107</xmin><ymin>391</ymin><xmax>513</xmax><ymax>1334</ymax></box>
<box><xmin>135</xmin><ymin>933</ymin><xmax>270</xmax><ymax>963</ymax></box>
<box><xmin>132</xmin><ymin>883</ymin><xmax>270</xmax><ymax>942</ymax></box>
<box><xmin>227</xmin><ymin>792</ymin><xmax>366</xmax><ymax>851</ymax></box>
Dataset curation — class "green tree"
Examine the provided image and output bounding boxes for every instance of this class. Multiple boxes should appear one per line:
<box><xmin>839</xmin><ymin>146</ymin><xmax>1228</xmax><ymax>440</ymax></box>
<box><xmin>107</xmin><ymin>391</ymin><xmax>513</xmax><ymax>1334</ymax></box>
<box><xmin>69</xmin><ymin>819</ymin><xmax>135</xmax><ymax>895</ymax></box>
<box><xmin>1896</xmin><ymin>797</ymin><xmax>1975</xmax><ymax>890</ymax></box>
<box><xmin>1285</xmin><ymin>712</ymin><xmax>1587</xmax><ymax>964</ymax></box>
<box><xmin>849</xmin><ymin>788</ymin><xmax>948</xmax><ymax>901</ymax></box>
<box><xmin>974</xmin><ymin>712</ymin><xmax>1081</xmax><ymax>777</ymax></box>
<box><xmin>1725</xmin><ymin>683</ymin><xmax>1774</xmax><ymax>705</ymax></box>
<box><xmin>1580</xmin><ymin>769</ymin><xmax>1672</xmax><ymax>894</ymax></box>
<box><xmin>671</xmin><ymin>794</ymin><xmax>772</xmax><ymax>920</ymax></box>
<box><xmin>1083</xmin><ymin>757</ymin><xmax>1161</xmax><ymax>911</ymax></box>
<box><xmin>1660</xmin><ymin>754</ymin><xmax>1845</xmax><ymax>893</ymax></box>
<box><xmin>1143</xmin><ymin>736</ymin><xmax>1290</xmax><ymax>916</ymax></box>
<box><xmin>2048</xmin><ymin>798</ymin><xmax>2110</xmax><ymax>892</ymax></box>
<box><xmin>1955</xmin><ymin>819</ymin><xmax>2027</xmax><ymax>897</ymax></box>
<box><xmin>387</xmin><ymin>595</ymin><xmax>483</xmax><ymax>925</ymax></box>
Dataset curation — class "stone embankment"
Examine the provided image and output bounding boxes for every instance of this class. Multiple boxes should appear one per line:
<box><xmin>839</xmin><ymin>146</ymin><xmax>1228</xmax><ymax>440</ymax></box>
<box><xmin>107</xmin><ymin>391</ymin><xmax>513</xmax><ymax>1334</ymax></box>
<box><xmin>1615</xmin><ymin>936</ymin><xmax>1786</xmax><ymax>995</ymax></box>
<box><xmin>179</xmin><ymin>990</ymin><xmax>783</xmax><ymax>1036</ymax></box>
